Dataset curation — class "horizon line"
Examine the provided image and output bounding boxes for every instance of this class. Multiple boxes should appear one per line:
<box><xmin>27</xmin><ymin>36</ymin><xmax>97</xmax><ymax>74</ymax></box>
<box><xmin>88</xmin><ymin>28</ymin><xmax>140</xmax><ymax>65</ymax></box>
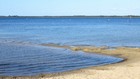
<box><xmin>0</xmin><ymin>15</ymin><xmax>140</xmax><ymax>18</ymax></box>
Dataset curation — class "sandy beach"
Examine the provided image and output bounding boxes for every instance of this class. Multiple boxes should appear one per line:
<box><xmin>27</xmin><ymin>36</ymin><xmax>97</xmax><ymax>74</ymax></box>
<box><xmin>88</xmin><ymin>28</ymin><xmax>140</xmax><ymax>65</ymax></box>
<box><xmin>1</xmin><ymin>44</ymin><xmax>140</xmax><ymax>79</ymax></box>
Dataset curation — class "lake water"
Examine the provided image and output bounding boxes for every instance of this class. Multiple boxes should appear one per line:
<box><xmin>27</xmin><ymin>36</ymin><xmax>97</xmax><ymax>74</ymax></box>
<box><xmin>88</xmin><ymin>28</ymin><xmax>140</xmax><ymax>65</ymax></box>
<box><xmin>0</xmin><ymin>17</ymin><xmax>140</xmax><ymax>47</ymax></box>
<box><xmin>0</xmin><ymin>43</ymin><xmax>123</xmax><ymax>76</ymax></box>
<box><xmin>0</xmin><ymin>17</ymin><xmax>139</xmax><ymax>76</ymax></box>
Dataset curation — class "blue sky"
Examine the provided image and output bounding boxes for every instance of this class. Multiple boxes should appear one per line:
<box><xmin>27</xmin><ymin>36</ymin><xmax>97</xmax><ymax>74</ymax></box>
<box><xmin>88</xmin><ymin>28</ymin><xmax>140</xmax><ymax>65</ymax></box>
<box><xmin>0</xmin><ymin>0</ymin><xmax>140</xmax><ymax>16</ymax></box>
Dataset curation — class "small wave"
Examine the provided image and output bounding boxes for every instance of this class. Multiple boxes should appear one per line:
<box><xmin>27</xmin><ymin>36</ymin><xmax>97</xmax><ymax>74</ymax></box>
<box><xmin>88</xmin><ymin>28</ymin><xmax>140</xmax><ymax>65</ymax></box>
<box><xmin>0</xmin><ymin>43</ymin><xmax>123</xmax><ymax>76</ymax></box>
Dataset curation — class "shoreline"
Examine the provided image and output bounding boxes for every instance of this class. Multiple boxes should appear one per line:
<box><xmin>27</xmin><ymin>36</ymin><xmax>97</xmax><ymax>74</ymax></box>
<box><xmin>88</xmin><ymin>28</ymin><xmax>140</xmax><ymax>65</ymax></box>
<box><xmin>0</xmin><ymin>43</ymin><xmax>140</xmax><ymax>79</ymax></box>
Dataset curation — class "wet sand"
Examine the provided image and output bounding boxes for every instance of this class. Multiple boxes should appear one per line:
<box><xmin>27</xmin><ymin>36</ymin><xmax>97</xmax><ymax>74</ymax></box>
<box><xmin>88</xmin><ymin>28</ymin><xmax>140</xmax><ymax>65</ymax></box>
<box><xmin>1</xmin><ymin>44</ymin><xmax>140</xmax><ymax>79</ymax></box>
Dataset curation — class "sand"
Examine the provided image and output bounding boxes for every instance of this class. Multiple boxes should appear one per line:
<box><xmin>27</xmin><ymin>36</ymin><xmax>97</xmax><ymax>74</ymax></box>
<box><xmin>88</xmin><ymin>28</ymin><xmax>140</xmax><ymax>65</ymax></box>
<box><xmin>1</xmin><ymin>45</ymin><xmax>140</xmax><ymax>79</ymax></box>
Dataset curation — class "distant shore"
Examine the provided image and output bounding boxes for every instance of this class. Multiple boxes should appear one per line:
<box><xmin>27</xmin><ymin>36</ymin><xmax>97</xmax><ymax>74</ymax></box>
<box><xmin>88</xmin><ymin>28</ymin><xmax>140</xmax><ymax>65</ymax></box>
<box><xmin>1</xmin><ymin>43</ymin><xmax>140</xmax><ymax>79</ymax></box>
<box><xmin>1</xmin><ymin>15</ymin><xmax>140</xmax><ymax>18</ymax></box>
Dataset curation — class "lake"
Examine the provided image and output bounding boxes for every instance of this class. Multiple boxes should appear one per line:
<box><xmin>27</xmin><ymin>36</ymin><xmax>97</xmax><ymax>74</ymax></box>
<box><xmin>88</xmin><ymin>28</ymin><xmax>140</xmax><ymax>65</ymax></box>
<box><xmin>0</xmin><ymin>17</ymin><xmax>140</xmax><ymax>47</ymax></box>
<box><xmin>0</xmin><ymin>17</ymin><xmax>139</xmax><ymax>76</ymax></box>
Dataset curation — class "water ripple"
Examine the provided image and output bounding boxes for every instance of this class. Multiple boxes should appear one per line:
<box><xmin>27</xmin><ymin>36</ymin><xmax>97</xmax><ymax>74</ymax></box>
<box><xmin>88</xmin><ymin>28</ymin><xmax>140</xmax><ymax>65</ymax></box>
<box><xmin>0</xmin><ymin>43</ymin><xmax>123</xmax><ymax>76</ymax></box>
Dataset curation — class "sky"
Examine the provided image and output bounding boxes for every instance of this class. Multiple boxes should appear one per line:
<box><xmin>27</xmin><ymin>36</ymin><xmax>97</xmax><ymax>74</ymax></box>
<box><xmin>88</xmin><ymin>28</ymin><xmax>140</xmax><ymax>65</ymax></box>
<box><xmin>0</xmin><ymin>0</ymin><xmax>140</xmax><ymax>16</ymax></box>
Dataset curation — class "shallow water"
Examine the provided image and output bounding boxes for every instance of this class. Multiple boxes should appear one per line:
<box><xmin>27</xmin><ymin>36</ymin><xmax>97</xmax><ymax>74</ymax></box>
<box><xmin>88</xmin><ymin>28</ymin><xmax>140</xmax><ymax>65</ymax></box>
<box><xmin>0</xmin><ymin>17</ymin><xmax>140</xmax><ymax>47</ymax></box>
<box><xmin>0</xmin><ymin>43</ymin><xmax>123</xmax><ymax>76</ymax></box>
<box><xmin>0</xmin><ymin>17</ymin><xmax>137</xmax><ymax>76</ymax></box>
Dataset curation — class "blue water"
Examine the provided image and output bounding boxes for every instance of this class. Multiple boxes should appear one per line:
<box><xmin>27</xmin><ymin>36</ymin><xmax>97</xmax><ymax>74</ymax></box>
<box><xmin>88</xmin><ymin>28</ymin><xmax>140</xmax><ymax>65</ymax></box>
<box><xmin>0</xmin><ymin>17</ymin><xmax>140</xmax><ymax>47</ymax></box>
<box><xmin>0</xmin><ymin>17</ymin><xmax>139</xmax><ymax>76</ymax></box>
<box><xmin>0</xmin><ymin>43</ymin><xmax>123</xmax><ymax>76</ymax></box>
